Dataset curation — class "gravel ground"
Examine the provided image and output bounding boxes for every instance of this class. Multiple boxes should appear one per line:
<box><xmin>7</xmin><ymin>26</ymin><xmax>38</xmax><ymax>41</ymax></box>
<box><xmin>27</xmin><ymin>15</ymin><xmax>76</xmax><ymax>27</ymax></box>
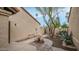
<box><xmin>30</xmin><ymin>36</ymin><xmax>65</xmax><ymax>51</ymax></box>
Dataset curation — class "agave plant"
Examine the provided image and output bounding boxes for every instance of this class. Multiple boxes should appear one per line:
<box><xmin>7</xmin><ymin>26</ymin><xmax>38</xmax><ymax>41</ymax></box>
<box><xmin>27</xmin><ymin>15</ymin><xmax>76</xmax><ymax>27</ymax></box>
<box><xmin>59</xmin><ymin>30</ymin><xmax>74</xmax><ymax>45</ymax></box>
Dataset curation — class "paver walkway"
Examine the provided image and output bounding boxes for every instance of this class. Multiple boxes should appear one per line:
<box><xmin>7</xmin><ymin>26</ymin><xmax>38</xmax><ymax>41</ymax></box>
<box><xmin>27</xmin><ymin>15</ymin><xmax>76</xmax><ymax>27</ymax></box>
<box><xmin>0</xmin><ymin>37</ymin><xmax>37</xmax><ymax>51</ymax></box>
<box><xmin>0</xmin><ymin>35</ymin><xmax>65</xmax><ymax>51</ymax></box>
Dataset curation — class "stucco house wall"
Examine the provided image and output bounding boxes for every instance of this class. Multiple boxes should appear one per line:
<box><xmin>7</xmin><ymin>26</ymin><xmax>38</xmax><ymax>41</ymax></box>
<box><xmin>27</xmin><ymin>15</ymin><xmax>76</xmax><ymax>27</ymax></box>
<box><xmin>69</xmin><ymin>7</ymin><xmax>79</xmax><ymax>50</ymax></box>
<box><xmin>9</xmin><ymin>8</ymin><xmax>42</xmax><ymax>42</ymax></box>
<box><xmin>0</xmin><ymin>9</ymin><xmax>12</xmax><ymax>47</ymax></box>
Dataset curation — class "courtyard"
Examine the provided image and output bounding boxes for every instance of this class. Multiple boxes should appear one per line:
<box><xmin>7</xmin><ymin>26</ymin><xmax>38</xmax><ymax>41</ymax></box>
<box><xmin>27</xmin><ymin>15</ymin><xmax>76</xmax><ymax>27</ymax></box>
<box><xmin>0</xmin><ymin>7</ymin><xmax>78</xmax><ymax>51</ymax></box>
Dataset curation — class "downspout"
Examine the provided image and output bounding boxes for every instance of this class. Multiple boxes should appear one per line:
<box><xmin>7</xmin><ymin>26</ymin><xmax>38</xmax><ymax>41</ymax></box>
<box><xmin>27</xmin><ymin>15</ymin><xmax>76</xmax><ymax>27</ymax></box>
<box><xmin>8</xmin><ymin>21</ymin><xmax>10</xmax><ymax>44</ymax></box>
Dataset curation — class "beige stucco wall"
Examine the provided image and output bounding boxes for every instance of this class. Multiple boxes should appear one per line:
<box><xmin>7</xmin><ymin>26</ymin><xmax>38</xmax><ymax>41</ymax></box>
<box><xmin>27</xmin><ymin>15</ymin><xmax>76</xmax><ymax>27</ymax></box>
<box><xmin>69</xmin><ymin>7</ymin><xmax>79</xmax><ymax>50</ymax></box>
<box><xmin>0</xmin><ymin>15</ymin><xmax>9</xmax><ymax>47</ymax></box>
<box><xmin>0</xmin><ymin>9</ymin><xmax>12</xmax><ymax>48</ymax></box>
<box><xmin>9</xmin><ymin>8</ymin><xmax>42</xmax><ymax>42</ymax></box>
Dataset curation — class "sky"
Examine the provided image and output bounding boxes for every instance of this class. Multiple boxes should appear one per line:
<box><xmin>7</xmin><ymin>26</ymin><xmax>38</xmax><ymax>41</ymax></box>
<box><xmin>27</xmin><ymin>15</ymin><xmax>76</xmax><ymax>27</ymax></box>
<box><xmin>24</xmin><ymin>7</ymin><xmax>70</xmax><ymax>27</ymax></box>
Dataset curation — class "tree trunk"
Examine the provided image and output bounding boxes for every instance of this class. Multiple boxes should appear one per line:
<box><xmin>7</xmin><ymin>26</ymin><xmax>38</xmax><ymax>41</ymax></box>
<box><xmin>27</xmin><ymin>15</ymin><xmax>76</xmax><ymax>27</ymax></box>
<box><xmin>52</xmin><ymin>27</ymin><xmax>55</xmax><ymax>38</ymax></box>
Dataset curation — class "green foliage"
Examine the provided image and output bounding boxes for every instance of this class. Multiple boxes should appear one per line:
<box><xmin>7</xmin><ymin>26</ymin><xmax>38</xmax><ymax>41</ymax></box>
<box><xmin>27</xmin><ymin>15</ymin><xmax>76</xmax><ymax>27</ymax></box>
<box><xmin>59</xmin><ymin>31</ymin><xmax>73</xmax><ymax>45</ymax></box>
<box><xmin>60</xmin><ymin>23</ymin><xmax>69</xmax><ymax>31</ymax></box>
<box><xmin>35</xmin><ymin>7</ymin><xmax>64</xmax><ymax>37</ymax></box>
<box><xmin>61</xmin><ymin>23</ymin><xmax>68</xmax><ymax>29</ymax></box>
<box><xmin>53</xmin><ymin>17</ymin><xmax>61</xmax><ymax>28</ymax></box>
<box><xmin>35</xmin><ymin>7</ymin><xmax>63</xmax><ymax>28</ymax></box>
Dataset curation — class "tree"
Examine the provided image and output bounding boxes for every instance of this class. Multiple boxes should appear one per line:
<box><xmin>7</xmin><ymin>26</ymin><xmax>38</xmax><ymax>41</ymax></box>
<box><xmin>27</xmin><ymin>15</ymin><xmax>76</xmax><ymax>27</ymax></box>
<box><xmin>35</xmin><ymin>7</ymin><xmax>63</xmax><ymax>37</ymax></box>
